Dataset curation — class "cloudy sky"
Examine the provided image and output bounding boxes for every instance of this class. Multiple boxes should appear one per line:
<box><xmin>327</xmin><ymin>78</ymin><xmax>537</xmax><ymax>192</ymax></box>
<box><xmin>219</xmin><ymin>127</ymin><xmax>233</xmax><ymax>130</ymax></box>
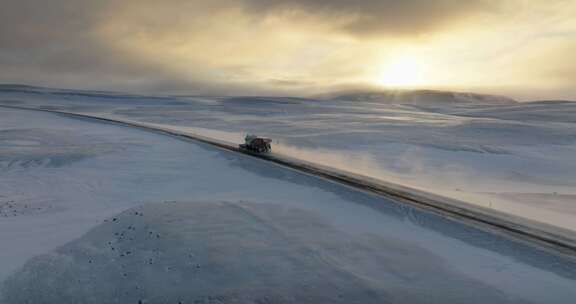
<box><xmin>1</xmin><ymin>0</ymin><xmax>575</xmax><ymax>99</ymax></box>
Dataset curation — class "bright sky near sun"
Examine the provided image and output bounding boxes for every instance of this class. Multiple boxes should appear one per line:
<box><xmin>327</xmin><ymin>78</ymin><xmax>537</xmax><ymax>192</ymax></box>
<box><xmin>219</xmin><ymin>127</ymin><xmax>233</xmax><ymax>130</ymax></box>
<box><xmin>377</xmin><ymin>56</ymin><xmax>426</xmax><ymax>88</ymax></box>
<box><xmin>1</xmin><ymin>0</ymin><xmax>575</xmax><ymax>99</ymax></box>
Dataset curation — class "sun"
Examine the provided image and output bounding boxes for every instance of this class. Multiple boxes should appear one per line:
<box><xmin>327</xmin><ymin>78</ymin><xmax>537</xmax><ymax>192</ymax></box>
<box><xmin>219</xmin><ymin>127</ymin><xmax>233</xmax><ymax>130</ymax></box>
<box><xmin>377</xmin><ymin>56</ymin><xmax>426</xmax><ymax>88</ymax></box>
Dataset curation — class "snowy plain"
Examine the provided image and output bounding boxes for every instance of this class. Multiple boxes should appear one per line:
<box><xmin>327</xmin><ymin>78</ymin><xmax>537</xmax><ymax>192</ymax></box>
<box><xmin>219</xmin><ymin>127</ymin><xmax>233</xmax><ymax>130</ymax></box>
<box><xmin>1</xmin><ymin>85</ymin><xmax>576</xmax><ymax>302</ymax></box>
<box><xmin>2</xmin><ymin>85</ymin><xmax>575</xmax><ymax>231</ymax></box>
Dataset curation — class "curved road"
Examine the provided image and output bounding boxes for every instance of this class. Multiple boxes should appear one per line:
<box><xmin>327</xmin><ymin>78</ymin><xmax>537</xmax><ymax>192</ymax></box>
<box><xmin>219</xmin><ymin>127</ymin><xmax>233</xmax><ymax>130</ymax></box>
<box><xmin>1</xmin><ymin>104</ymin><xmax>575</xmax><ymax>256</ymax></box>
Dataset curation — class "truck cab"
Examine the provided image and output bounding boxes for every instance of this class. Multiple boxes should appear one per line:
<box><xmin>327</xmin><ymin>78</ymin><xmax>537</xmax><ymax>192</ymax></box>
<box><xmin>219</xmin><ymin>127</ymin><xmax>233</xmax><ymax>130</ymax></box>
<box><xmin>239</xmin><ymin>134</ymin><xmax>272</xmax><ymax>153</ymax></box>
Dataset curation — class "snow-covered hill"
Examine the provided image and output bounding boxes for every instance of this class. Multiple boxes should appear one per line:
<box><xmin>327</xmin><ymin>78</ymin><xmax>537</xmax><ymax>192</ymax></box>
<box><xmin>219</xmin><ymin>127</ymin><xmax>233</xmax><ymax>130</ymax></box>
<box><xmin>322</xmin><ymin>89</ymin><xmax>518</xmax><ymax>106</ymax></box>
<box><xmin>456</xmin><ymin>100</ymin><xmax>576</xmax><ymax>123</ymax></box>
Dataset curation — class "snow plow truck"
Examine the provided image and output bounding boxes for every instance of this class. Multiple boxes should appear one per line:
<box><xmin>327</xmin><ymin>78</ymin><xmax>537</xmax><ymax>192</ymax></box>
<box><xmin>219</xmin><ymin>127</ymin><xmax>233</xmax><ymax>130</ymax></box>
<box><xmin>240</xmin><ymin>134</ymin><xmax>272</xmax><ymax>153</ymax></box>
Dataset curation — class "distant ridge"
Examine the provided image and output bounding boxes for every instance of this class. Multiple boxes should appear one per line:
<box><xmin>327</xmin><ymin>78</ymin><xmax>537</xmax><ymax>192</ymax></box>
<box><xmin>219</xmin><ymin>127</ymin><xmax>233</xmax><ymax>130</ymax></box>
<box><xmin>7</xmin><ymin>83</ymin><xmax>575</xmax><ymax>105</ymax></box>
<box><xmin>0</xmin><ymin>83</ymin><xmax>172</xmax><ymax>102</ymax></box>
<box><xmin>321</xmin><ymin>89</ymin><xmax>518</xmax><ymax>105</ymax></box>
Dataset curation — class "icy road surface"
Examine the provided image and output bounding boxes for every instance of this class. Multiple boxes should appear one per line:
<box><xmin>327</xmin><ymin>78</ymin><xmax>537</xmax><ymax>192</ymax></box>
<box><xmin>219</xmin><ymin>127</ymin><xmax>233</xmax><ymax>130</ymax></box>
<box><xmin>1</xmin><ymin>107</ymin><xmax>576</xmax><ymax>303</ymax></box>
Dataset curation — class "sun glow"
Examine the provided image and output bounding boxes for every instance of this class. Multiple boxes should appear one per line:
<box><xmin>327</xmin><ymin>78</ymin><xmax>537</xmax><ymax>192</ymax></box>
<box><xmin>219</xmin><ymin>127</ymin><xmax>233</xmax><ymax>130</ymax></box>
<box><xmin>377</xmin><ymin>56</ymin><xmax>427</xmax><ymax>88</ymax></box>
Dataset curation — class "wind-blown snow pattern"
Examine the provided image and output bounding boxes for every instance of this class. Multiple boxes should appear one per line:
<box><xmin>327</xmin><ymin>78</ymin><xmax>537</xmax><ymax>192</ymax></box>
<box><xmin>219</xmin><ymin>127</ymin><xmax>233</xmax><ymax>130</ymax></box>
<box><xmin>2</xmin><ymin>201</ymin><xmax>538</xmax><ymax>304</ymax></box>
<box><xmin>1</xmin><ymin>86</ymin><xmax>576</xmax><ymax>302</ymax></box>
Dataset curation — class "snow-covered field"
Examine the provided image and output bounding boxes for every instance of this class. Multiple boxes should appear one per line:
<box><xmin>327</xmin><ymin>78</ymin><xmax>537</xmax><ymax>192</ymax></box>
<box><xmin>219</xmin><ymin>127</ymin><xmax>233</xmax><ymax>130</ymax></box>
<box><xmin>2</xmin><ymin>85</ymin><xmax>575</xmax><ymax>231</ymax></box>
<box><xmin>1</xmin><ymin>86</ymin><xmax>576</xmax><ymax>302</ymax></box>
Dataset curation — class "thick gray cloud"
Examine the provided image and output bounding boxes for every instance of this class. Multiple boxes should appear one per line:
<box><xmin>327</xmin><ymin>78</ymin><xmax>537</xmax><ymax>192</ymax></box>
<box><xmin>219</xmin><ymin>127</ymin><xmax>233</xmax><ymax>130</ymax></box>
<box><xmin>0</xmin><ymin>0</ymin><xmax>107</xmax><ymax>68</ymax></box>
<box><xmin>0</xmin><ymin>0</ymin><xmax>136</xmax><ymax>89</ymax></box>
<box><xmin>0</xmin><ymin>0</ymin><xmax>213</xmax><ymax>93</ymax></box>
<box><xmin>0</xmin><ymin>0</ymin><xmax>574</xmax><ymax>99</ymax></box>
<box><xmin>242</xmin><ymin>0</ymin><xmax>494</xmax><ymax>36</ymax></box>
<box><xmin>0</xmin><ymin>0</ymin><xmax>495</xmax><ymax>93</ymax></box>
